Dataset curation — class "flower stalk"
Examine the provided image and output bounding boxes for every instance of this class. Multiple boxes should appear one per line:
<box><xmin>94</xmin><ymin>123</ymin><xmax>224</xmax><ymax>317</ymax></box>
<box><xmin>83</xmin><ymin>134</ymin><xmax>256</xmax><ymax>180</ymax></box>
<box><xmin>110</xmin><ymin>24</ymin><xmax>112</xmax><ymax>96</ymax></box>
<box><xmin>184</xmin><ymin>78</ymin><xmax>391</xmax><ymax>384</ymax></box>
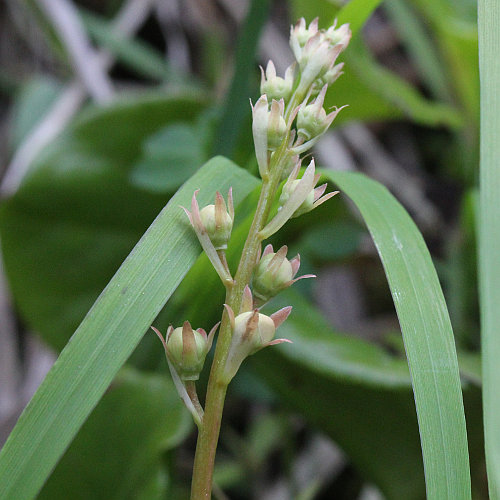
<box><xmin>151</xmin><ymin>16</ymin><xmax>351</xmax><ymax>499</ymax></box>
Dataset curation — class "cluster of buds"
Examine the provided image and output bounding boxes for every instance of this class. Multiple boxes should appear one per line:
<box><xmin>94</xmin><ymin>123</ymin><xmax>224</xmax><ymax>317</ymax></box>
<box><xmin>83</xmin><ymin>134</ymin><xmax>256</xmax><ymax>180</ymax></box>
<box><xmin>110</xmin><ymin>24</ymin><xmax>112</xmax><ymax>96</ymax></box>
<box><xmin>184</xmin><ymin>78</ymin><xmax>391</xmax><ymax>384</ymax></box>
<box><xmin>251</xmin><ymin>17</ymin><xmax>351</xmax><ymax>183</ymax></box>
<box><xmin>221</xmin><ymin>286</ymin><xmax>292</xmax><ymax>383</ymax></box>
<box><xmin>290</xmin><ymin>18</ymin><xmax>351</xmax><ymax>94</ymax></box>
<box><xmin>154</xmin><ymin>17</ymin><xmax>350</xmax><ymax>424</ymax></box>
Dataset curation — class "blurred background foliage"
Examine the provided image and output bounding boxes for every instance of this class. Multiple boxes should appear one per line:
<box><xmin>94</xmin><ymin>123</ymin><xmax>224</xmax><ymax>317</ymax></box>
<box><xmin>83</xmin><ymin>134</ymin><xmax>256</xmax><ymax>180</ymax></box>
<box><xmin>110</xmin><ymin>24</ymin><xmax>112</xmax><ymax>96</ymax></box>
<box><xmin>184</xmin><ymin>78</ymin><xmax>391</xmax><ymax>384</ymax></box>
<box><xmin>0</xmin><ymin>0</ymin><xmax>483</xmax><ymax>498</ymax></box>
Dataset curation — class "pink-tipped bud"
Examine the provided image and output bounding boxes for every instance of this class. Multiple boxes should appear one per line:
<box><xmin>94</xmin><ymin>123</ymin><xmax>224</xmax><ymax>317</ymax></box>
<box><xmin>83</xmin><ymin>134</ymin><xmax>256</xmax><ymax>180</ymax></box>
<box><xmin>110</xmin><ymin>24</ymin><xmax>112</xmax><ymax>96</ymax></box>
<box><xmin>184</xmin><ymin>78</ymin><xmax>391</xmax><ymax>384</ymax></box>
<box><xmin>267</xmin><ymin>99</ymin><xmax>287</xmax><ymax>150</ymax></box>
<box><xmin>296</xmin><ymin>85</ymin><xmax>339</xmax><ymax>141</ymax></box>
<box><xmin>199</xmin><ymin>190</ymin><xmax>234</xmax><ymax>250</ymax></box>
<box><xmin>159</xmin><ymin>321</ymin><xmax>217</xmax><ymax>381</ymax></box>
<box><xmin>253</xmin><ymin>245</ymin><xmax>296</xmax><ymax>302</ymax></box>
<box><xmin>221</xmin><ymin>306</ymin><xmax>291</xmax><ymax>383</ymax></box>
<box><xmin>261</xmin><ymin>61</ymin><xmax>295</xmax><ymax>102</ymax></box>
<box><xmin>279</xmin><ymin>162</ymin><xmax>337</xmax><ymax>218</ymax></box>
<box><xmin>290</xmin><ymin>18</ymin><xmax>351</xmax><ymax>92</ymax></box>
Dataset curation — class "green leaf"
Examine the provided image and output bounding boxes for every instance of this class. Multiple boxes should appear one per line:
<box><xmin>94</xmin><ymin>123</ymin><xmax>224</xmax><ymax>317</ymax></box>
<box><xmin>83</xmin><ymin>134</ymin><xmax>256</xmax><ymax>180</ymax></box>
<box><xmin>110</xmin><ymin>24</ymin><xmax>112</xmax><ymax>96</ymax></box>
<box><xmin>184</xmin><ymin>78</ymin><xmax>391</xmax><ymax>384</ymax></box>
<box><xmin>213</xmin><ymin>0</ymin><xmax>271</xmax><ymax>158</ymax></box>
<box><xmin>38</xmin><ymin>368</ymin><xmax>191</xmax><ymax>499</ymax></box>
<box><xmin>9</xmin><ymin>76</ymin><xmax>62</xmax><ymax>149</ymax></box>
<box><xmin>335</xmin><ymin>37</ymin><xmax>463</xmax><ymax>128</ymax></box>
<box><xmin>0</xmin><ymin>157</ymin><xmax>259</xmax><ymax>500</ymax></box>
<box><xmin>321</xmin><ymin>170</ymin><xmax>471</xmax><ymax>499</ymax></box>
<box><xmin>0</xmin><ymin>93</ymin><xmax>208</xmax><ymax>350</ymax></box>
<box><xmin>336</xmin><ymin>0</ymin><xmax>383</xmax><ymax>36</ymax></box>
<box><xmin>384</xmin><ymin>0</ymin><xmax>451</xmax><ymax>101</ymax></box>
<box><xmin>253</xmin><ymin>291</ymin><xmax>482</xmax><ymax>499</ymax></box>
<box><xmin>478</xmin><ymin>1</ymin><xmax>500</xmax><ymax>497</ymax></box>
<box><xmin>411</xmin><ymin>0</ymin><xmax>479</xmax><ymax>122</ymax></box>
<box><xmin>129</xmin><ymin>121</ymin><xmax>207</xmax><ymax>193</ymax></box>
<box><xmin>253</xmin><ymin>293</ymin><xmax>425</xmax><ymax>500</ymax></box>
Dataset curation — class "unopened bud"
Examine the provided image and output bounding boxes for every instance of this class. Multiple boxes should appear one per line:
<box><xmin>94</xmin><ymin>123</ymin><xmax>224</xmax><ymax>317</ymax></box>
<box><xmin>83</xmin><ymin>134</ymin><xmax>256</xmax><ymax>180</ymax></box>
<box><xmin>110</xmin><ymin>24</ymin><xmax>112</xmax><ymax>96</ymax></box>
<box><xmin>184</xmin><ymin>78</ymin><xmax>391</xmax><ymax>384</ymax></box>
<box><xmin>280</xmin><ymin>179</ymin><xmax>314</xmax><ymax>217</ymax></box>
<box><xmin>163</xmin><ymin>321</ymin><xmax>215</xmax><ymax>381</ymax></box>
<box><xmin>261</xmin><ymin>61</ymin><xmax>295</xmax><ymax>102</ymax></box>
<box><xmin>297</xmin><ymin>85</ymin><xmax>335</xmax><ymax>141</ymax></box>
<box><xmin>253</xmin><ymin>245</ymin><xmax>295</xmax><ymax>302</ymax></box>
<box><xmin>252</xmin><ymin>95</ymin><xmax>288</xmax><ymax>178</ymax></box>
<box><xmin>290</xmin><ymin>18</ymin><xmax>319</xmax><ymax>61</ymax></box>
<box><xmin>279</xmin><ymin>160</ymin><xmax>338</xmax><ymax>218</ymax></box>
<box><xmin>324</xmin><ymin>22</ymin><xmax>351</xmax><ymax>50</ymax></box>
<box><xmin>221</xmin><ymin>304</ymin><xmax>292</xmax><ymax>383</ymax></box>
<box><xmin>200</xmin><ymin>203</ymin><xmax>233</xmax><ymax>250</ymax></box>
<box><xmin>290</xmin><ymin>18</ymin><xmax>351</xmax><ymax>92</ymax></box>
<box><xmin>267</xmin><ymin>99</ymin><xmax>287</xmax><ymax>150</ymax></box>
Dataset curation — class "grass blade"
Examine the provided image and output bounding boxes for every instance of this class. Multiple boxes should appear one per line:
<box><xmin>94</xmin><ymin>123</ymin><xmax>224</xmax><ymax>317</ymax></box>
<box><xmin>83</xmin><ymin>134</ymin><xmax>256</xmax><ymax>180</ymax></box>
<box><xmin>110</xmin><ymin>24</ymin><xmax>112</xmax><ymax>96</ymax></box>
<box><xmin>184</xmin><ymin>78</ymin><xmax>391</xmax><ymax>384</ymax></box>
<box><xmin>322</xmin><ymin>170</ymin><xmax>471</xmax><ymax>499</ymax></box>
<box><xmin>478</xmin><ymin>1</ymin><xmax>500</xmax><ymax>497</ymax></box>
<box><xmin>0</xmin><ymin>157</ymin><xmax>259</xmax><ymax>499</ymax></box>
<box><xmin>212</xmin><ymin>0</ymin><xmax>271</xmax><ymax>158</ymax></box>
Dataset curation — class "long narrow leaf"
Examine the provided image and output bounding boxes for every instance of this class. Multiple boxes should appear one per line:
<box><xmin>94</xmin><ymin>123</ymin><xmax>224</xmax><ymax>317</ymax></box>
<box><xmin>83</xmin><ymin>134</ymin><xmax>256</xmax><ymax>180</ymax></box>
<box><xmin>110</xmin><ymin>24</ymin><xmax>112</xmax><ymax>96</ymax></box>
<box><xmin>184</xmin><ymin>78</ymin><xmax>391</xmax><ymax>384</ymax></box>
<box><xmin>478</xmin><ymin>1</ymin><xmax>500</xmax><ymax>497</ymax></box>
<box><xmin>0</xmin><ymin>157</ymin><xmax>259</xmax><ymax>499</ymax></box>
<box><xmin>322</xmin><ymin>170</ymin><xmax>471</xmax><ymax>499</ymax></box>
<box><xmin>212</xmin><ymin>0</ymin><xmax>271</xmax><ymax>157</ymax></box>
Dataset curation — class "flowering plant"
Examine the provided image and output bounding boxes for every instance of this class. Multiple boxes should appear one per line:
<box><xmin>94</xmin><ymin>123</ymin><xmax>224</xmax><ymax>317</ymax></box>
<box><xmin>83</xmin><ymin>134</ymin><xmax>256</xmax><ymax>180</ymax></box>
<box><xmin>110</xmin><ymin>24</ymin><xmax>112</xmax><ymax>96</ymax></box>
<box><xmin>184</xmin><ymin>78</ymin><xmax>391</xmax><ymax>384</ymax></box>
<box><xmin>152</xmin><ymin>17</ymin><xmax>352</xmax><ymax>498</ymax></box>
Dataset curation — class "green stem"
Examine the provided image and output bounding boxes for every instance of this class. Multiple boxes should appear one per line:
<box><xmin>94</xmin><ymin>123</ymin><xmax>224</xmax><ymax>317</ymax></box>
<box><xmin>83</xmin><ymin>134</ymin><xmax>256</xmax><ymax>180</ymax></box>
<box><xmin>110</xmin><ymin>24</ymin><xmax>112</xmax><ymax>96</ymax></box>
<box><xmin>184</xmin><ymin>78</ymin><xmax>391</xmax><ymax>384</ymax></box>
<box><xmin>190</xmin><ymin>178</ymin><xmax>276</xmax><ymax>499</ymax></box>
<box><xmin>185</xmin><ymin>381</ymin><xmax>204</xmax><ymax>426</ymax></box>
<box><xmin>190</xmin><ymin>87</ymin><xmax>304</xmax><ymax>500</ymax></box>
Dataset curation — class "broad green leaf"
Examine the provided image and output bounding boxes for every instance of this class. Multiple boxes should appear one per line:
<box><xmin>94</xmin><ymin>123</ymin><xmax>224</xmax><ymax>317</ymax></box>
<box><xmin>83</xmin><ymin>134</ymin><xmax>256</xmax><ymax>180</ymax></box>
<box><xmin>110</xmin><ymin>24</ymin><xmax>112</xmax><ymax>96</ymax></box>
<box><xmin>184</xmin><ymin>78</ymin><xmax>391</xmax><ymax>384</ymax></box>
<box><xmin>262</xmin><ymin>290</ymin><xmax>412</xmax><ymax>387</ymax></box>
<box><xmin>9</xmin><ymin>76</ymin><xmax>62</xmax><ymax>149</ymax></box>
<box><xmin>38</xmin><ymin>368</ymin><xmax>191</xmax><ymax>499</ymax></box>
<box><xmin>0</xmin><ymin>93</ymin><xmax>207</xmax><ymax>350</ymax></box>
<box><xmin>321</xmin><ymin>170</ymin><xmax>470</xmax><ymax>499</ymax></box>
<box><xmin>336</xmin><ymin>0</ymin><xmax>383</xmax><ymax>36</ymax></box>
<box><xmin>129</xmin><ymin>119</ymin><xmax>209</xmax><ymax>193</ymax></box>
<box><xmin>0</xmin><ymin>157</ymin><xmax>259</xmax><ymax>500</ymax></box>
<box><xmin>478</xmin><ymin>1</ymin><xmax>500</xmax><ymax>497</ymax></box>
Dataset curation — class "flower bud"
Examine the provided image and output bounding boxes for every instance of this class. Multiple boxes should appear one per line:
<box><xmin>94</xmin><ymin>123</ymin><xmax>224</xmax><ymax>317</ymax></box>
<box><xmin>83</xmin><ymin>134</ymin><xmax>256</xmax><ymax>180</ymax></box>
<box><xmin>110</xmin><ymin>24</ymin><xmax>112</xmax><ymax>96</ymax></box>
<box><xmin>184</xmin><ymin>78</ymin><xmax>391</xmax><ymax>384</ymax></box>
<box><xmin>297</xmin><ymin>85</ymin><xmax>335</xmax><ymax>141</ymax></box>
<box><xmin>290</xmin><ymin>18</ymin><xmax>319</xmax><ymax>61</ymax></box>
<box><xmin>324</xmin><ymin>23</ymin><xmax>352</xmax><ymax>50</ymax></box>
<box><xmin>312</xmin><ymin>63</ymin><xmax>343</xmax><ymax>94</ymax></box>
<box><xmin>260</xmin><ymin>61</ymin><xmax>295</xmax><ymax>102</ymax></box>
<box><xmin>199</xmin><ymin>202</ymin><xmax>233</xmax><ymax>250</ymax></box>
<box><xmin>221</xmin><ymin>305</ymin><xmax>292</xmax><ymax>383</ymax></box>
<box><xmin>163</xmin><ymin>321</ymin><xmax>215</xmax><ymax>381</ymax></box>
<box><xmin>267</xmin><ymin>99</ymin><xmax>287</xmax><ymax>150</ymax></box>
<box><xmin>278</xmin><ymin>160</ymin><xmax>339</xmax><ymax>218</ymax></box>
<box><xmin>252</xmin><ymin>96</ymin><xmax>288</xmax><ymax>178</ymax></box>
<box><xmin>182</xmin><ymin>190</ymin><xmax>234</xmax><ymax>284</ymax></box>
<box><xmin>280</xmin><ymin>179</ymin><xmax>314</xmax><ymax>217</ymax></box>
<box><xmin>253</xmin><ymin>245</ymin><xmax>296</xmax><ymax>302</ymax></box>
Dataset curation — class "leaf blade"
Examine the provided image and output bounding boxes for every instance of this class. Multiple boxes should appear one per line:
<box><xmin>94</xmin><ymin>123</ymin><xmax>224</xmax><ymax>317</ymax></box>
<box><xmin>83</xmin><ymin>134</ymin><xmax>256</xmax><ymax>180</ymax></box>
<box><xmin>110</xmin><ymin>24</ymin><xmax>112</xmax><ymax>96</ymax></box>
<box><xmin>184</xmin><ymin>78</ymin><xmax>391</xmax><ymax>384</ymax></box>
<box><xmin>322</xmin><ymin>169</ymin><xmax>471</xmax><ymax>500</ymax></box>
<box><xmin>478</xmin><ymin>0</ymin><xmax>500</xmax><ymax>497</ymax></box>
